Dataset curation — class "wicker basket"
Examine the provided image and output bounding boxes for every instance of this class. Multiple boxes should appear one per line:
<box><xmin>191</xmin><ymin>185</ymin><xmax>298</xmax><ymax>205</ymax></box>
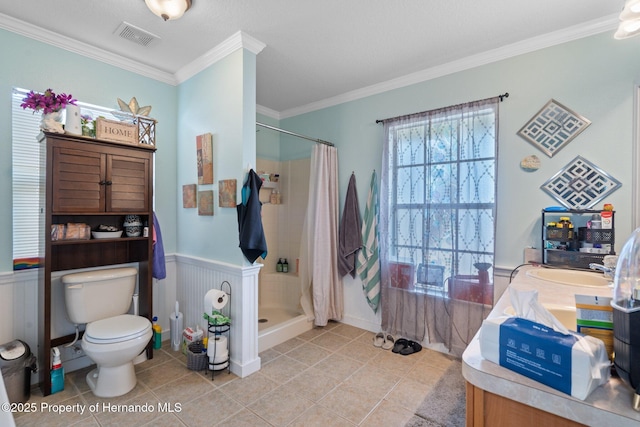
<box><xmin>186</xmin><ymin>341</ymin><xmax>208</xmax><ymax>371</ymax></box>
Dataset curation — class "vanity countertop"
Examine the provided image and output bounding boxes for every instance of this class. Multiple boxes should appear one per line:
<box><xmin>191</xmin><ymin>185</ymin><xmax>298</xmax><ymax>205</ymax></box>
<box><xmin>462</xmin><ymin>265</ymin><xmax>640</xmax><ymax>426</ymax></box>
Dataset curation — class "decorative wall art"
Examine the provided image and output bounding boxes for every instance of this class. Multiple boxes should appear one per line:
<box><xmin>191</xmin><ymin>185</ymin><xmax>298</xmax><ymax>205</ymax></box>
<box><xmin>196</xmin><ymin>133</ymin><xmax>213</xmax><ymax>185</ymax></box>
<box><xmin>218</xmin><ymin>179</ymin><xmax>237</xmax><ymax>207</ymax></box>
<box><xmin>198</xmin><ymin>190</ymin><xmax>214</xmax><ymax>216</ymax></box>
<box><xmin>517</xmin><ymin>99</ymin><xmax>591</xmax><ymax>157</ymax></box>
<box><xmin>182</xmin><ymin>184</ymin><xmax>197</xmax><ymax>208</ymax></box>
<box><xmin>520</xmin><ymin>155</ymin><xmax>541</xmax><ymax>172</ymax></box>
<box><xmin>540</xmin><ymin>156</ymin><xmax>621</xmax><ymax>209</ymax></box>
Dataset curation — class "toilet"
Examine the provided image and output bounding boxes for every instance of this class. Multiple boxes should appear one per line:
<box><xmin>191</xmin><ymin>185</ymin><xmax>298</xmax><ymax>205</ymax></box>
<box><xmin>62</xmin><ymin>267</ymin><xmax>152</xmax><ymax>398</ymax></box>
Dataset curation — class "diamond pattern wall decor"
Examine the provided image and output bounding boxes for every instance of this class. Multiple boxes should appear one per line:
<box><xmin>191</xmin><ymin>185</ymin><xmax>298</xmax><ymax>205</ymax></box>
<box><xmin>540</xmin><ymin>156</ymin><xmax>621</xmax><ymax>209</ymax></box>
<box><xmin>518</xmin><ymin>99</ymin><xmax>591</xmax><ymax>157</ymax></box>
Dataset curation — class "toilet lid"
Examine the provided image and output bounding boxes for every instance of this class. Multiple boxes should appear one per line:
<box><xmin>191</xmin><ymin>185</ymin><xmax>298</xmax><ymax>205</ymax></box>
<box><xmin>84</xmin><ymin>314</ymin><xmax>151</xmax><ymax>344</ymax></box>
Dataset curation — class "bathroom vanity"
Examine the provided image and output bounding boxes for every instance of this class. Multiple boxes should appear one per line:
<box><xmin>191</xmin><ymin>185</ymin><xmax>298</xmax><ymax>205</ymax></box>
<box><xmin>463</xmin><ymin>266</ymin><xmax>640</xmax><ymax>426</ymax></box>
<box><xmin>37</xmin><ymin>132</ymin><xmax>155</xmax><ymax>396</ymax></box>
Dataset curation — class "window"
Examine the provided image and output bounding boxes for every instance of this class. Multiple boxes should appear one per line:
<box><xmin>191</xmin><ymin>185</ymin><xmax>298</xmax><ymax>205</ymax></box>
<box><xmin>11</xmin><ymin>88</ymin><xmax>121</xmax><ymax>270</ymax></box>
<box><xmin>384</xmin><ymin>98</ymin><xmax>497</xmax><ymax>294</ymax></box>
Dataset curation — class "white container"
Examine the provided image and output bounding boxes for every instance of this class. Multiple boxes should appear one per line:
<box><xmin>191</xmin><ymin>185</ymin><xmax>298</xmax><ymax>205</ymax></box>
<box><xmin>65</xmin><ymin>104</ymin><xmax>82</xmax><ymax>135</ymax></box>
<box><xmin>169</xmin><ymin>312</ymin><xmax>183</xmax><ymax>352</ymax></box>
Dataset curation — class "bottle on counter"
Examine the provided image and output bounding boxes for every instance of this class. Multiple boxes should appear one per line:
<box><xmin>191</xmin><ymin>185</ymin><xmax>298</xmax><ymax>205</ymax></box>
<box><xmin>277</xmin><ymin>258</ymin><xmax>283</xmax><ymax>272</ymax></box>
<box><xmin>51</xmin><ymin>347</ymin><xmax>64</xmax><ymax>394</ymax></box>
<box><xmin>270</xmin><ymin>189</ymin><xmax>278</xmax><ymax>204</ymax></box>
<box><xmin>282</xmin><ymin>259</ymin><xmax>289</xmax><ymax>273</ymax></box>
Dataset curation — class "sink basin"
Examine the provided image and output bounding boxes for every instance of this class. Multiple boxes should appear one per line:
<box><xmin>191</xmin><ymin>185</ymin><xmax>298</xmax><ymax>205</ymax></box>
<box><xmin>525</xmin><ymin>268</ymin><xmax>611</xmax><ymax>288</ymax></box>
<box><xmin>504</xmin><ymin>304</ymin><xmax>577</xmax><ymax>331</ymax></box>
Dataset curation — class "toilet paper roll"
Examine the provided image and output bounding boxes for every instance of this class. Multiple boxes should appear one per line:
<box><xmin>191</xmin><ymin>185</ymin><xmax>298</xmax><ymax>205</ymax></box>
<box><xmin>207</xmin><ymin>334</ymin><xmax>228</xmax><ymax>358</ymax></box>
<box><xmin>204</xmin><ymin>289</ymin><xmax>229</xmax><ymax>313</ymax></box>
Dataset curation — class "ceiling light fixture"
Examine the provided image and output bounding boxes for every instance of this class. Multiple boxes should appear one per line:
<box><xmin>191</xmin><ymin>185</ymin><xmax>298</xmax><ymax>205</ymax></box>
<box><xmin>615</xmin><ymin>0</ymin><xmax>640</xmax><ymax>39</ymax></box>
<box><xmin>145</xmin><ymin>0</ymin><xmax>192</xmax><ymax>21</ymax></box>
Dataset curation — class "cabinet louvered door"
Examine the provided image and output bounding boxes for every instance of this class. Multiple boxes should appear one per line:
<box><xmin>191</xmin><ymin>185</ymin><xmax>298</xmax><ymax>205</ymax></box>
<box><xmin>52</xmin><ymin>146</ymin><xmax>105</xmax><ymax>213</ymax></box>
<box><xmin>107</xmin><ymin>154</ymin><xmax>149</xmax><ymax>212</ymax></box>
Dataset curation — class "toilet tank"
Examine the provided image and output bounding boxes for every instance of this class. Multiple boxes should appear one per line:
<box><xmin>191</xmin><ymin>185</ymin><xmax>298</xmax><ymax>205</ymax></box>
<box><xmin>62</xmin><ymin>267</ymin><xmax>138</xmax><ymax>324</ymax></box>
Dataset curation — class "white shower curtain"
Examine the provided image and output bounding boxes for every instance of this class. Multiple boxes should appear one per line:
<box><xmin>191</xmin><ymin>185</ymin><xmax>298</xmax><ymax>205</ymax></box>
<box><xmin>299</xmin><ymin>144</ymin><xmax>343</xmax><ymax>326</ymax></box>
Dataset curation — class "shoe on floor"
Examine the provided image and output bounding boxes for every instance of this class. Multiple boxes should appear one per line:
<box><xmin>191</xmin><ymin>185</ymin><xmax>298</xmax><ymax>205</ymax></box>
<box><xmin>372</xmin><ymin>332</ymin><xmax>385</xmax><ymax>347</ymax></box>
<box><xmin>400</xmin><ymin>340</ymin><xmax>422</xmax><ymax>356</ymax></box>
<box><xmin>392</xmin><ymin>338</ymin><xmax>409</xmax><ymax>353</ymax></box>
<box><xmin>382</xmin><ymin>333</ymin><xmax>396</xmax><ymax>350</ymax></box>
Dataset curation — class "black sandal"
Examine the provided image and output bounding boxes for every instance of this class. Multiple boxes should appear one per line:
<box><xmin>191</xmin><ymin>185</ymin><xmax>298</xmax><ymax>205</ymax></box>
<box><xmin>399</xmin><ymin>340</ymin><xmax>422</xmax><ymax>355</ymax></box>
<box><xmin>392</xmin><ymin>338</ymin><xmax>409</xmax><ymax>353</ymax></box>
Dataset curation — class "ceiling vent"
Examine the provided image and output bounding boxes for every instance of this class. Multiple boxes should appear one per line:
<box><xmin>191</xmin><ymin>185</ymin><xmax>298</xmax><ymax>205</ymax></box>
<box><xmin>114</xmin><ymin>22</ymin><xmax>160</xmax><ymax>47</ymax></box>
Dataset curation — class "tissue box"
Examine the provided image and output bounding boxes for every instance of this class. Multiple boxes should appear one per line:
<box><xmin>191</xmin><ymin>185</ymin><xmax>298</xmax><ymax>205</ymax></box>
<box><xmin>480</xmin><ymin>316</ymin><xmax>610</xmax><ymax>400</ymax></box>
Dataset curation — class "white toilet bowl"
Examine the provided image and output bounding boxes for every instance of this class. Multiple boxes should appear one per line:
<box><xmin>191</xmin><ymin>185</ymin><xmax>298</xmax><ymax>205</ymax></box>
<box><xmin>81</xmin><ymin>314</ymin><xmax>152</xmax><ymax>397</ymax></box>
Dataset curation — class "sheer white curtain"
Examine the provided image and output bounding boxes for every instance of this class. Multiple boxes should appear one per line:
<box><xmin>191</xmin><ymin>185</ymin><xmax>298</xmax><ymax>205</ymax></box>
<box><xmin>299</xmin><ymin>144</ymin><xmax>343</xmax><ymax>326</ymax></box>
<box><xmin>379</xmin><ymin>97</ymin><xmax>499</xmax><ymax>356</ymax></box>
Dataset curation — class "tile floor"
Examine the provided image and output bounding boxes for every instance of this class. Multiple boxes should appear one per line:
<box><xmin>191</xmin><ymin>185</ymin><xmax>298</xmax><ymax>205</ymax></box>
<box><xmin>13</xmin><ymin>322</ymin><xmax>459</xmax><ymax>427</ymax></box>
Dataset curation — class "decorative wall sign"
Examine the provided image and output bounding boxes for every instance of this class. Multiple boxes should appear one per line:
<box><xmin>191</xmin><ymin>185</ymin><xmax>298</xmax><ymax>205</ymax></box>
<box><xmin>198</xmin><ymin>190</ymin><xmax>214</xmax><ymax>216</ymax></box>
<box><xmin>540</xmin><ymin>156</ymin><xmax>621</xmax><ymax>209</ymax></box>
<box><xmin>517</xmin><ymin>99</ymin><xmax>591</xmax><ymax>157</ymax></box>
<box><xmin>196</xmin><ymin>133</ymin><xmax>213</xmax><ymax>185</ymax></box>
<box><xmin>218</xmin><ymin>179</ymin><xmax>237</xmax><ymax>207</ymax></box>
<box><xmin>182</xmin><ymin>184</ymin><xmax>197</xmax><ymax>208</ymax></box>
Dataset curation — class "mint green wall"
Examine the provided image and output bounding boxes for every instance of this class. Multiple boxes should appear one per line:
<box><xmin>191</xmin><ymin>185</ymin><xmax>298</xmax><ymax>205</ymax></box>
<box><xmin>283</xmin><ymin>32</ymin><xmax>640</xmax><ymax>271</ymax></box>
<box><xmin>176</xmin><ymin>49</ymin><xmax>257</xmax><ymax>264</ymax></box>
<box><xmin>0</xmin><ymin>29</ymin><xmax>178</xmax><ymax>273</ymax></box>
<box><xmin>256</xmin><ymin>113</ymin><xmax>281</xmax><ymax>160</ymax></box>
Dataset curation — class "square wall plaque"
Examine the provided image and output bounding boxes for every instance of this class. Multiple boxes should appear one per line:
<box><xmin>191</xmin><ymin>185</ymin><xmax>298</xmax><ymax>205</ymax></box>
<box><xmin>518</xmin><ymin>99</ymin><xmax>591</xmax><ymax>157</ymax></box>
<box><xmin>540</xmin><ymin>156</ymin><xmax>621</xmax><ymax>209</ymax></box>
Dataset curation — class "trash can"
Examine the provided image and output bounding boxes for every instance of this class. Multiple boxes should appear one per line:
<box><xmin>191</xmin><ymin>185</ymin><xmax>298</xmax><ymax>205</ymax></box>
<box><xmin>0</xmin><ymin>340</ymin><xmax>37</xmax><ymax>404</ymax></box>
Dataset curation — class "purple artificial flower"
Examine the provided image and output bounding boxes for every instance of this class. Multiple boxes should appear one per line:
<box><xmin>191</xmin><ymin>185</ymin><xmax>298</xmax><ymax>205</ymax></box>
<box><xmin>21</xmin><ymin>88</ymin><xmax>77</xmax><ymax>114</ymax></box>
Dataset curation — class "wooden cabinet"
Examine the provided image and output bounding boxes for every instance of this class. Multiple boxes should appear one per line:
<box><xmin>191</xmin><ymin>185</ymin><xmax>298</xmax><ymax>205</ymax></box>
<box><xmin>466</xmin><ymin>383</ymin><xmax>586</xmax><ymax>427</ymax></box>
<box><xmin>38</xmin><ymin>132</ymin><xmax>155</xmax><ymax>396</ymax></box>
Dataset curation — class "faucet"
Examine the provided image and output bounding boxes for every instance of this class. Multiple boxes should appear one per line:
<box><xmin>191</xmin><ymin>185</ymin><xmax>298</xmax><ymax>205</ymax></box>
<box><xmin>589</xmin><ymin>263</ymin><xmax>615</xmax><ymax>278</ymax></box>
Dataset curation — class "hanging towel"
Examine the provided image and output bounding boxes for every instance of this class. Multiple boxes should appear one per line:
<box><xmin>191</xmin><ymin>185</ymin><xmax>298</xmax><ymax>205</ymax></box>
<box><xmin>356</xmin><ymin>170</ymin><xmax>380</xmax><ymax>313</ymax></box>
<box><xmin>338</xmin><ymin>173</ymin><xmax>362</xmax><ymax>278</ymax></box>
<box><xmin>152</xmin><ymin>212</ymin><xmax>166</xmax><ymax>280</ymax></box>
<box><xmin>237</xmin><ymin>169</ymin><xmax>268</xmax><ymax>263</ymax></box>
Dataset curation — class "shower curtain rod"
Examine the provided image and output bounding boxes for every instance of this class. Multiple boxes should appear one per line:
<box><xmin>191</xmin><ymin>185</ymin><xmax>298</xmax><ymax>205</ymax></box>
<box><xmin>256</xmin><ymin>122</ymin><xmax>334</xmax><ymax>147</ymax></box>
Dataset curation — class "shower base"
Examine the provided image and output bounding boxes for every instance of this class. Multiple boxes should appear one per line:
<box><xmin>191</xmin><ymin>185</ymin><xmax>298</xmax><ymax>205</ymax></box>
<box><xmin>258</xmin><ymin>306</ymin><xmax>313</xmax><ymax>353</ymax></box>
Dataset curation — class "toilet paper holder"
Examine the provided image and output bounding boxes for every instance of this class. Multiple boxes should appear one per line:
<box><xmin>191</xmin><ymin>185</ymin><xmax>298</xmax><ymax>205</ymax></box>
<box><xmin>204</xmin><ymin>281</ymin><xmax>231</xmax><ymax>379</ymax></box>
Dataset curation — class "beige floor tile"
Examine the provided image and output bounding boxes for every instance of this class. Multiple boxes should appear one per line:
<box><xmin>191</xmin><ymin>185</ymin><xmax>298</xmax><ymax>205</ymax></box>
<box><xmin>314</xmin><ymin>353</ymin><xmax>363</xmax><ymax>382</ymax></box>
<box><xmin>176</xmin><ymin>389</ymin><xmax>244</xmax><ymax>427</ymax></box>
<box><xmin>272</xmin><ymin>337</ymin><xmax>305</xmax><ymax>354</ymax></box>
<box><xmin>80</xmin><ymin>380</ymin><xmax>151</xmax><ymax>414</ymax></box>
<box><xmin>361</xmin><ymin>399</ymin><xmax>416</xmax><ymax>427</ymax></box>
<box><xmin>310</xmin><ymin>331</ymin><xmax>350</xmax><ymax>351</ymax></box>
<box><xmin>330</xmin><ymin>323</ymin><xmax>367</xmax><ymax>340</ymax></box>
<box><xmin>319</xmin><ymin>383</ymin><xmax>381</xmax><ymax>425</ymax></box>
<box><xmin>135</xmin><ymin>348</ymin><xmax>177</xmax><ymax>373</ymax></box>
<box><xmin>93</xmin><ymin>391</ymin><xmax>161</xmax><ymax>427</ymax></box>
<box><xmin>368</xmin><ymin>348</ymin><xmax>420</xmax><ymax>374</ymax></box>
<box><xmin>136</xmin><ymin>359</ymin><xmax>191</xmax><ymax>390</ymax></box>
<box><xmin>219</xmin><ymin>372</ymin><xmax>279</xmax><ymax>405</ymax></box>
<box><xmin>284</xmin><ymin>366</ymin><xmax>340</xmax><ymax>402</ymax></box>
<box><xmin>215</xmin><ymin>408</ymin><xmax>272</xmax><ymax>426</ymax></box>
<box><xmin>151</xmin><ymin>371</ymin><xmax>217</xmax><ymax>406</ymax></box>
<box><xmin>343</xmin><ymin>365</ymin><xmax>401</xmax><ymax>400</ymax></box>
<box><xmin>248</xmin><ymin>386</ymin><xmax>315</xmax><ymax>426</ymax></box>
<box><xmin>15</xmin><ymin>394</ymin><xmax>92</xmax><ymax>427</ymax></box>
<box><xmin>258</xmin><ymin>348</ymin><xmax>280</xmax><ymax>364</ymax></box>
<box><xmin>288</xmin><ymin>404</ymin><xmax>356</xmax><ymax>427</ymax></box>
<box><xmin>141</xmin><ymin>412</ymin><xmax>186</xmax><ymax>426</ymax></box>
<box><xmin>69</xmin><ymin>416</ymin><xmax>101</xmax><ymax>426</ymax></box>
<box><xmin>284</xmin><ymin>341</ymin><xmax>332</xmax><ymax>366</ymax></box>
<box><xmin>337</xmin><ymin>339</ymin><xmax>388</xmax><ymax>363</ymax></box>
<box><xmin>259</xmin><ymin>354</ymin><xmax>308</xmax><ymax>384</ymax></box>
<box><xmin>385</xmin><ymin>378</ymin><xmax>437</xmax><ymax>412</ymax></box>
<box><xmin>296</xmin><ymin>327</ymin><xmax>328</xmax><ymax>341</ymax></box>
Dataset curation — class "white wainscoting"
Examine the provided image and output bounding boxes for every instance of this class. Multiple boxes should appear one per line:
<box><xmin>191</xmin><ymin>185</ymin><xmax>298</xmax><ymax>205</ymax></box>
<box><xmin>174</xmin><ymin>254</ymin><xmax>262</xmax><ymax>378</ymax></box>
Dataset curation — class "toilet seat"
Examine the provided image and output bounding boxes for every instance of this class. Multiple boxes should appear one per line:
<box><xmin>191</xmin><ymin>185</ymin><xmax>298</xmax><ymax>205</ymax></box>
<box><xmin>84</xmin><ymin>314</ymin><xmax>152</xmax><ymax>344</ymax></box>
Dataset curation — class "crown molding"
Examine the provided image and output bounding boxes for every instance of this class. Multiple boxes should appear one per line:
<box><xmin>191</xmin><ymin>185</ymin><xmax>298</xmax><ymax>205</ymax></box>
<box><xmin>278</xmin><ymin>14</ymin><xmax>620</xmax><ymax>119</ymax></box>
<box><xmin>0</xmin><ymin>13</ymin><xmax>178</xmax><ymax>85</ymax></box>
<box><xmin>256</xmin><ymin>104</ymin><xmax>281</xmax><ymax>120</ymax></box>
<box><xmin>175</xmin><ymin>30</ymin><xmax>266</xmax><ymax>83</ymax></box>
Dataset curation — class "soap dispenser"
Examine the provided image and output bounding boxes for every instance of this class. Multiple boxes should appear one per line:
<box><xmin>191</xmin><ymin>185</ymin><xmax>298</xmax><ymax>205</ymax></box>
<box><xmin>611</xmin><ymin>227</ymin><xmax>640</xmax><ymax>410</ymax></box>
